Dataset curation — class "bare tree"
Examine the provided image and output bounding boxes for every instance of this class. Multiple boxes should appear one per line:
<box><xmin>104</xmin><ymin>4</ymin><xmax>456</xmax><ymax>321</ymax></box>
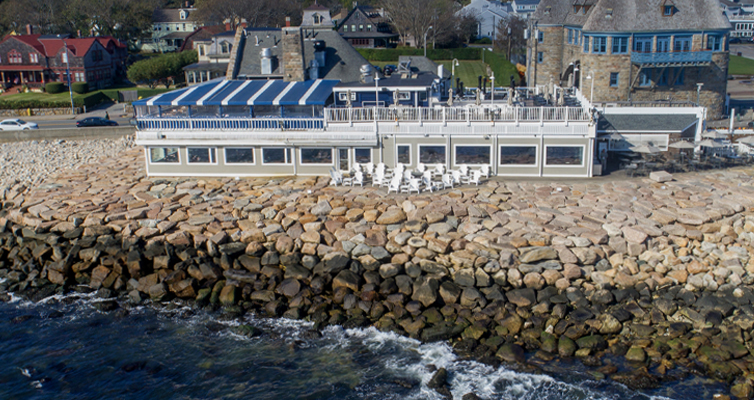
<box><xmin>495</xmin><ymin>16</ymin><xmax>526</xmax><ymax>60</ymax></box>
<box><xmin>193</xmin><ymin>0</ymin><xmax>301</xmax><ymax>29</ymax></box>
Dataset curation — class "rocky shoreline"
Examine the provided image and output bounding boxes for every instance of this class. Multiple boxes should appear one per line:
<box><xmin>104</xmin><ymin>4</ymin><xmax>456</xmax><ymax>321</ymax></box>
<box><xmin>2</xmin><ymin>147</ymin><xmax>754</xmax><ymax>398</ymax></box>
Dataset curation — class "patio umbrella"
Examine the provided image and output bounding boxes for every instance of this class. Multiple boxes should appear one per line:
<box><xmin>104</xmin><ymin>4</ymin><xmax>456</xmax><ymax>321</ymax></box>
<box><xmin>697</xmin><ymin>139</ymin><xmax>723</xmax><ymax>148</ymax></box>
<box><xmin>738</xmin><ymin>135</ymin><xmax>754</xmax><ymax>145</ymax></box>
<box><xmin>603</xmin><ymin>132</ymin><xmax>624</xmax><ymax>141</ymax></box>
<box><xmin>669</xmin><ymin>141</ymin><xmax>696</xmax><ymax>149</ymax></box>
<box><xmin>631</xmin><ymin>144</ymin><xmax>662</xmax><ymax>154</ymax></box>
<box><xmin>702</xmin><ymin>130</ymin><xmax>728</xmax><ymax>139</ymax></box>
<box><xmin>447</xmin><ymin>88</ymin><xmax>454</xmax><ymax>106</ymax></box>
<box><xmin>507</xmin><ymin>87</ymin><xmax>513</xmax><ymax>106</ymax></box>
<box><xmin>475</xmin><ymin>88</ymin><xmax>481</xmax><ymax>106</ymax></box>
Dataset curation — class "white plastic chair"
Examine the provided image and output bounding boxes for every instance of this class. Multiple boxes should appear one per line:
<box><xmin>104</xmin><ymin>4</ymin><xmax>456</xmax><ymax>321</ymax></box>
<box><xmin>459</xmin><ymin>165</ymin><xmax>469</xmax><ymax>177</ymax></box>
<box><xmin>416</xmin><ymin>163</ymin><xmax>426</xmax><ymax>173</ymax></box>
<box><xmin>469</xmin><ymin>170</ymin><xmax>482</xmax><ymax>186</ymax></box>
<box><xmin>442</xmin><ymin>173</ymin><xmax>454</xmax><ymax>189</ymax></box>
<box><xmin>330</xmin><ymin>169</ymin><xmax>343</xmax><ymax>186</ymax></box>
<box><xmin>403</xmin><ymin>169</ymin><xmax>413</xmax><ymax>183</ymax></box>
<box><xmin>371</xmin><ymin>171</ymin><xmax>385</xmax><ymax>187</ymax></box>
<box><xmin>480</xmin><ymin>164</ymin><xmax>491</xmax><ymax>178</ymax></box>
<box><xmin>434</xmin><ymin>164</ymin><xmax>445</xmax><ymax>177</ymax></box>
<box><xmin>387</xmin><ymin>177</ymin><xmax>401</xmax><ymax>194</ymax></box>
<box><xmin>364</xmin><ymin>163</ymin><xmax>375</xmax><ymax>177</ymax></box>
<box><xmin>422</xmin><ymin>174</ymin><xmax>440</xmax><ymax>192</ymax></box>
<box><xmin>346</xmin><ymin>171</ymin><xmax>365</xmax><ymax>187</ymax></box>
<box><xmin>451</xmin><ymin>170</ymin><xmax>465</xmax><ymax>186</ymax></box>
<box><xmin>402</xmin><ymin>178</ymin><xmax>421</xmax><ymax>194</ymax></box>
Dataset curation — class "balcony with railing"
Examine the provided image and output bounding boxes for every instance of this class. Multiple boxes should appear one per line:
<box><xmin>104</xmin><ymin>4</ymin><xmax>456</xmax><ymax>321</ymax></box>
<box><xmin>631</xmin><ymin>51</ymin><xmax>713</xmax><ymax>66</ymax></box>
<box><xmin>136</xmin><ymin>118</ymin><xmax>324</xmax><ymax>131</ymax></box>
<box><xmin>324</xmin><ymin>105</ymin><xmax>590</xmax><ymax>124</ymax></box>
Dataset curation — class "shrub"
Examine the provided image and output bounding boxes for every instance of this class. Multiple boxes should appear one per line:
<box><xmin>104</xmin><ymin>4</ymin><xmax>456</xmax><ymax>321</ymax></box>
<box><xmin>472</xmin><ymin>37</ymin><xmax>492</xmax><ymax>44</ymax></box>
<box><xmin>71</xmin><ymin>82</ymin><xmax>89</xmax><ymax>94</ymax></box>
<box><xmin>357</xmin><ymin>47</ymin><xmax>482</xmax><ymax>62</ymax></box>
<box><xmin>45</xmin><ymin>82</ymin><xmax>65</xmax><ymax>94</ymax></box>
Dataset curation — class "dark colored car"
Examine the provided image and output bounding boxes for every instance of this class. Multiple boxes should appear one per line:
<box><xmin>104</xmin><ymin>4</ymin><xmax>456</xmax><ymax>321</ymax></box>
<box><xmin>730</xmin><ymin>37</ymin><xmax>743</xmax><ymax>44</ymax></box>
<box><xmin>384</xmin><ymin>64</ymin><xmax>397</xmax><ymax>75</ymax></box>
<box><xmin>76</xmin><ymin>117</ymin><xmax>119</xmax><ymax>127</ymax></box>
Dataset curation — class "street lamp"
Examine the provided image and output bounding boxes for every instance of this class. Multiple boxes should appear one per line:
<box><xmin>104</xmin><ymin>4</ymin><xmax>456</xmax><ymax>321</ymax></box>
<box><xmin>62</xmin><ymin>39</ymin><xmax>75</xmax><ymax>116</ymax></box>
<box><xmin>586</xmin><ymin>73</ymin><xmax>594</xmax><ymax>104</ymax></box>
<box><xmin>451</xmin><ymin>58</ymin><xmax>459</xmax><ymax>90</ymax></box>
<box><xmin>506</xmin><ymin>26</ymin><xmax>512</xmax><ymax>61</ymax></box>
<box><xmin>490</xmin><ymin>73</ymin><xmax>495</xmax><ymax>104</ymax></box>
<box><xmin>696</xmin><ymin>82</ymin><xmax>704</xmax><ymax>106</ymax></box>
<box><xmin>424</xmin><ymin>26</ymin><xmax>433</xmax><ymax>57</ymax></box>
<box><xmin>374</xmin><ymin>71</ymin><xmax>380</xmax><ymax>107</ymax></box>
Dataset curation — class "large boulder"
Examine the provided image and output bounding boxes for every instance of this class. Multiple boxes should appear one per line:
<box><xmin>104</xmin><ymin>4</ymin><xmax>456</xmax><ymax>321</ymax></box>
<box><xmin>412</xmin><ymin>276</ymin><xmax>439</xmax><ymax>307</ymax></box>
<box><xmin>519</xmin><ymin>247</ymin><xmax>558</xmax><ymax>263</ymax></box>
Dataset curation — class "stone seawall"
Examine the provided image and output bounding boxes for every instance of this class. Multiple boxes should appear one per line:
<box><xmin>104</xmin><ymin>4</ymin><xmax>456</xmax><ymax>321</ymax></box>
<box><xmin>2</xmin><ymin>148</ymin><xmax>754</xmax><ymax>397</ymax></box>
<box><xmin>0</xmin><ymin>107</ymin><xmax>83</xmax><ymax>117</ymax></box>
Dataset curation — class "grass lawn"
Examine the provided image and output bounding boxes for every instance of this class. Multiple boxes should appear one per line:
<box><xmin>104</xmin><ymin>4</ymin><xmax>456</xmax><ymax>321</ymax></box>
<box><xmin>371</xmin><ymin>60</ymin><xmax>492</xmax><ymax>91</ymax></box>
<box><xmin>729</xmin><ymin>55</ymin><xmax>754</xmax><ymax>76</ymax></box>
<box><xmin>0</xmin><ymin>86</ymin><xmax>173</xmax><ymax>104</ymax></box>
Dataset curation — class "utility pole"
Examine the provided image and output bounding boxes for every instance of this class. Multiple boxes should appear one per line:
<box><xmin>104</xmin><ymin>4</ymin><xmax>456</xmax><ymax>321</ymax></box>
<box><xmin>63</xmin><ymin>39</ymin><xmax>75</xmax><ymax>116</ymax></box>
<box><xmin>507</xmin><ymin>27</ymin><xmax>512</xmax><ymax>61</ymax></box>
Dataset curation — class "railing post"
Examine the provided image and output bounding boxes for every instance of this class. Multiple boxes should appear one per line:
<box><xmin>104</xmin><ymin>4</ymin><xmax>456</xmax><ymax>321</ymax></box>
<box><xmin>442</xmin><ymin>107</ymin><xmax>446</xmax><ymax>127</ymax></box>
<box><xmin>565</xmin><ymin>107</ymin><xmax>569</xmax><ymax>127</ymax></box>
<box><xmin>540</xmin><ymin>107</ymin><xmax>544</xmax><ymax>127</ymax></box>
<box><xmin>323</xmin><ymin>109</ymin><xmax>328</xmax><ymax>130</ymax></box>
<box><xmin>349</xmin><ymin>107</ymin><xmax>352</xmax><ymax>127</ymax></box>
<box><xmin>190</xmin><ymin>119</ymin><xmax>194</xmax><ymax>130</ymax></box>
<box><xmin>374</xmin><ymin>106</ymin><xmax>378</xmax><ymax>132</ymax></box>
<box><xmin>515</xmin><ymin>106</ymin><xmax>519</xmax><ymax>127</ymax></box>
<box><xmin>467</xmin><ymin>107</ymin><xmax>470</xmax><ymax>127</ymax></box>
<box><xmin>419</xmin><ymin>106</ymin><xmax>423</xmax><ymax>126</ymax></box>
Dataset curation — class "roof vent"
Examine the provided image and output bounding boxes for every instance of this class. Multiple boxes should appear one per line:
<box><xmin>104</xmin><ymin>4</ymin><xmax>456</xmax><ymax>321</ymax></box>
<box><xmin>260</xmin><ymin>48</ymin><xmax>276</xmax><ymax>75</ymax></box>
<box><xmin>605</xmin><ymin>8</ymin><xmax>613</xmax><ymax>17</ymax></box>
<box><xmin>544</xmin><ymin>5</ymin><xmax>551</xmax><ymax>14</ymax></box>
<box><xmin>360</xmin><ymin>64</ymin><xmax>374</xmax><ymax>83</ymax></box>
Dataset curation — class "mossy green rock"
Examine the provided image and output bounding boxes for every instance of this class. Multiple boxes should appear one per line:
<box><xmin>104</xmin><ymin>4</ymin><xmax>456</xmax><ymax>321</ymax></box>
<box><xmin>210</xmin><ymin>280</ymin><xmax>225</xmax><ymax>305</ymax></box>
<box><xmin>697</xmin><ymin>346</ymin><xmax>732</xmax><ymax>363</ymax></box>
<box><xmin>496</xmin><ymin>343</ymin><xmax>525</xmax><ymax>363</ymax></box>
<box><xmin>540</xmin><ymin>332</ymin><xmax>558</xmax><ymax>354</ymax></box>
<box><xmin>484</xmin><ymin>335</ymin><xmax>505</xmax><ymax>350</ymax></box>
<box><xmin>721</xmin><ymin>341</ymin><xmax>749</xmax><ymax>359</ymax></box>
<box><xmin>625</xmin><ymin>346</ymin><xmax>646</xmax><ymax>363</ymax></box>
<box><xmin>195</xmin><ymin>288</ymin><xmax>211</xmax><ymax>303</ymax></box>
<box><xmin>558</xmin><ymin>336</ymin><xmax>577</xmax><ymax>357</ymax></box>
<box><xmin>706</xmin><ymin>361</ymin><xmax>740</xmax><ymax>382</ymax></box>
<box><xmin>462</xmin><ymin>324</ymin><xmax>486</xmax><ymax>340</ymax></box>
<box><xmin>576</xmin><ymin>335</ymin><xmax>607</xmax><ymax>351</ymax></box>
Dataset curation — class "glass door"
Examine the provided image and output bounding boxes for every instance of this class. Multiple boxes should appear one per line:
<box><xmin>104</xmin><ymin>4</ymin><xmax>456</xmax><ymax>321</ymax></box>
<box><xmin>338</xmin><ymin>148</ymin><xmax>350</xmax><ymax>171</ymax></box>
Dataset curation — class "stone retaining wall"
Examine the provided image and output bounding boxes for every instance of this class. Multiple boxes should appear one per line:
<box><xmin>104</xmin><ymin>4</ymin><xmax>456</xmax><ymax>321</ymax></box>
<box><xmin>0</xmin><ymin>107</ymin><xmax>84</xmax><ymax>117</ymax></box>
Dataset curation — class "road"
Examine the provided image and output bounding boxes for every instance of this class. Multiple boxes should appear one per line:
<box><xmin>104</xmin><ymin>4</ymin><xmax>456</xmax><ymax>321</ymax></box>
<box><xmin>731</xmin><ymin>44</ymin><xmax>754</xmax><ymax>60</ymax></box>
<box><xmin>31</xmin><ymin>116</ymin><xmax>132</xmax><ymax>130</ymax></box>
<box><xmin>2</xmin><ymin>102</ymin><xmax>133</xmax><ymax>130</ymax></box>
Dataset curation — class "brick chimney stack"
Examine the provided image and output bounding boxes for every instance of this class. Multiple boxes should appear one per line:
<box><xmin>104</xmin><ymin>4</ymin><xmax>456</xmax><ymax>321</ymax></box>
<box><xmin>285</xmin><ymin>17</ymin><xmax>291</xmax><ymax>27</ymax></box>
<box><xmin>26</xmin><ymin>25</ymin><xmax>32</xmax><ymax>35</ymax></box>
<box><xmin>282</xmin><ymin>27</ymin><xmax>304</xmax><ymax>82</ymax></box>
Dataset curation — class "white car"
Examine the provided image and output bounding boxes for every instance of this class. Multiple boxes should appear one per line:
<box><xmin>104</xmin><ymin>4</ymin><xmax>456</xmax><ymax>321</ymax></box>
<box><xmin>0</xmin><ymin>119</ymin><xmax>38</xmax><ymax>130</ymax></box>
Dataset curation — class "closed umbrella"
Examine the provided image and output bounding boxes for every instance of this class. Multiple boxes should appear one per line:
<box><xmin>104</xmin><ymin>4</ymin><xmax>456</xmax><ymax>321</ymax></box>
<box><xmin>702</xmin><ymin>130</ymin><xmax>728</xmax><ymax>139</ymax></box>
<box><xmin>669</xmin><ymin>141</ymin><xmax>696</xmax><ymax>149</ymax></box>
<box><xmin>698</xmin><ymin>139</ymin><xmax>723</xmax><ymax>148</ymax></box>
<box><xmin>631</xmin><ymin>144</ymin><xmax>662</xmax><ymax>154</ymax></box>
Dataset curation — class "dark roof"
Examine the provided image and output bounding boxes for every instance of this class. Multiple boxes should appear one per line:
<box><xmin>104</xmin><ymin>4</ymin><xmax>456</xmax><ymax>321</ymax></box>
<box><xmin>515</xmin><ymin>0</ymin><xmax>540</xmax><ymax>5</ymax></box>
<box><xmin>178</xmin><ymin>25</ymin><xmax>229</xmax><ymax>52</ymax></box>
<box><xmin>597</xmin><ymin>114</ymin><xmax>699</xmax><ymax>132</ymax></box>
<box><xmin>162</xmin><ymin>31</ymin><xmax>193</xmax><ymax>40</ymax></box>
<box><xmin>535</xmin><ymin>0</ymin><xmax>730</xmax><ymax>31</ymax></box>
<box><xmin>397</xmin><ymin>56</ymin><xmax>451</xmax><ymax>78</ymax></box>
<box><xmin>235</xmin><ymin>28</ymin><xmax>369</xmax><ymax>82</ymax></box>
<box><xmin>335</xmin><ymin>71</ymin><xmax>440</xmax><ymax>89</ymax></box>
<box><xmin>305</xmin><ymin>3</ymin><xmax>329</xmax><ymax>11</ymax></box>
<box><xmin>153</xmin><ymin>8</ymin><xmax>194</xmax><ymax>23</ymax></box>
<box><xmin>340</xmin><ymin>31</ymin><xmax>399</xmax><ymax>39</ymax></box>
<box><xmin>336</xmin><ymin>6</ymin><xmax>388</xmax><ymax>30</ymax></box>
<box><xmin>183</xmin><ymin>62</ymin><xmax>229</xmax><ymax>72</ymax></box>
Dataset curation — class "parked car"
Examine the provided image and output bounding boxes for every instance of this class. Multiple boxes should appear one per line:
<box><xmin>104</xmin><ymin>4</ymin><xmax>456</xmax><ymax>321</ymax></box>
<box><xmin>0</xmin><ymin>119</ymin><xmax>38</xmax><ymax>130</ymax></box>
<box><xmin>730</xmin><ymin>37</ymin><xmax>743</xmax><ymax>44</ymax></box>
<box><xmin>383</xmin><ymin>64</ymin><xmax>397</xmax><ymax>75</ymax></box>
<box><xmin>76</xmin><ymin>117</ymin><xmax>119</xmax><ymax>127</ymax></box>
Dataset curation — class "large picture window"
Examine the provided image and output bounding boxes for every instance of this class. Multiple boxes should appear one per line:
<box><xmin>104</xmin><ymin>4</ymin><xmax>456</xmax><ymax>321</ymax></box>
<box><xmin>149</xmin><ymin>147</ymin><xmax>180</xmax><ymax>164</ymax></box>
<box><xmin>300</xmin><ymin>148</ymin><xmax>333</xmax><ymax>164</ymax></box>
<box><xmin>592</xmin><ymin>37</ymin><xmax>607</xmax><ymax>53</ymax></box>
<box><xmin>634</xmin><ymin>37</ymin><xmax>652</xmax><ymax>53</ymax></box>
<box><xmin>612</xmin><ymin>37</ymin><xmax>628</xmax><ymax>54</ymax></box>
<box><xmin>187</xmin><ymin>147</ymin><xmax>216</xmax><ymax>164</ymax></box>
<box><xmin>419</xmin><ymin>145</ymin><xmax>446</xmax><ymax>164</ymax></box>
<box><xmin>455</xmin><ymin>146</ymin><xmax>490</xmax><ymax>165</ymax></box>
<box><xmin>546</xmin><ymin>146</ymin><xmax>584</xmax><ymax>166</ymax></box>
<box><xmin>500</xmin><ymin>146</ymin><xmax>536</xmax><ymax>165</ymax></box>
<box><xmin>354</xmin><ymin>148</ymin><xmax>372</xmax><ymax>164</ymax></box>
<box><xmin>397</xmin><ymin>144</ymin><xmax>411</xmax><ymax>164</ymax></box>
<box><xmin>225</xmin><ymin>148</ymin><xmax>255</xmax><ymax>164</ymax></box>
<box><xmin>262</xmin><ymin>147</ymin><xmax>292</xmax><ymax>164</ymax></box>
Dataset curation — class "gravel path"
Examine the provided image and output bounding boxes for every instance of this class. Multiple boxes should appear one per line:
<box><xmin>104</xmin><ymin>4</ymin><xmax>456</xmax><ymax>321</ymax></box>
<box><xmin>0</xmin><ymin>137</ymin><xmax>134</xmax><ymax>192</ymax></box>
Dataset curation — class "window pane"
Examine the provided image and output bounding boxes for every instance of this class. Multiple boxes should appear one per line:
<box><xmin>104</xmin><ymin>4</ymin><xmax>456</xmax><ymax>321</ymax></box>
<box><xmin>419</xmin><ymin>146</ymin><xmax>446</xmax><ymax>164</ymax></box>
<box><xmin>188</xmin><ymin>147</ymin><xmax>214</xmax><ymax>163</ymax></box>
<box><xmin>397</xmin><ymin>145</ymin><xmax>411</xmax><ymax>164</ymax></box>
<box><xmin>301</xmin><ymin>148</ymin><xmax>333</xmax><ymax>164</ymax></box>
<box><xmin>546</xmin><ymin>146</ymin><xmax>583</xmax><ymax>165</ymax></box>
<box><xmin>263</xmin><ymin>148</ymin><xmax>287</xmax><ymax>164</ymax></box>
<box><xmin>500</xmin><ymin>146</ymin><xmax>536</xmax><ymax>165</ymax></box>
<box><xmin>223</xmin><ymin>105</ymin><xmax>251</xmax><ymax>117</ymax></box>
<box><xmin>150</xmin><ymin>147</ymin><xmax>180</xmax><ymax>163</ymax></box>
<box><xmin>354</xmin><ymin>148</ymin><xmax>371</xmax><ymax>164</ymax></box>
<box><xmin>455</xmin><ymin>146</ymin><xmax>490</xmax><ymax>165</ymax></box>
<box><xmin>225</xmin><ymin>148</ymin><xmax>254</xmax><ymax>164</ymax></box>
<box><xmin>253</xmin><ymin>105</ymin><xmax>281</xmax><ymax>117</ymax></box>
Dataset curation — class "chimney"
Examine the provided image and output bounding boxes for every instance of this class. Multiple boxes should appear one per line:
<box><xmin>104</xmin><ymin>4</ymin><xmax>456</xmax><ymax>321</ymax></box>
<box><xmin>225</xmin><ymin>22</ymin><xmax>231</xmax><ymax>30</ymax></box>
<box><xmin>77</xmin><ymin>30</ymin><xmax>81</xmax><ymax>38</ymax></box>
<box><xmin>26</xmin><ymin>24</ymin><xmax>32</xmax><ymax>35</ymax></box>
<box><xmin>281</xmin><ymin>27</ymin><xmax>305</xmax><ymax>82</ymax></box>
<box><xmin>185</xmin><ymin>1</ymin><xmax>189</xmax><ymax>7</ymax></box>
<box><xmin>285</xmin><ymin>17</ymin><xmax>291</xmax><ymax>27</ymax></box>
<box><xmin>313</xmin><ymin>40</ymin><xmax>326</xmax><ymax>68</ymax></box>
<box><xmin>437</xmin><ymin>64</ymin><xmax>444</xmax><ymax>79</ymax></box>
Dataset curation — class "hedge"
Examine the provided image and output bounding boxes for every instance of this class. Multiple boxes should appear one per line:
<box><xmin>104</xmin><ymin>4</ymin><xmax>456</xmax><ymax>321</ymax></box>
<box><xmin>484</xmin><ymin>51</ymin><xmax>522</xmax><ymax>86</ymax></box>
<box><xmin>71</xmin><ymin>82</ymin><xmax>89</xmax><ymax>94</ymax></box>
<box><xmin>0</xmin><ymin>92</ymin><xmax>109</xmax><ymax>110</ymax></box>
<box><xmin>357</xmin><ymin>47</ymin><xmax>482</xmax><ymax>62</ymax></box>
<box><xmin>45</xmin><ymin>82</ymin><xmax>65</xmax><ymax>94</ymax></box>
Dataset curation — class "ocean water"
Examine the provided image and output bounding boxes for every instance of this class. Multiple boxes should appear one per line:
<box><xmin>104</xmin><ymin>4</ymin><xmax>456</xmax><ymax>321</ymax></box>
<box><xmin>0</xmin><ymin>290</ymin><xmax>729</xmax><ymax>400</ymax></box>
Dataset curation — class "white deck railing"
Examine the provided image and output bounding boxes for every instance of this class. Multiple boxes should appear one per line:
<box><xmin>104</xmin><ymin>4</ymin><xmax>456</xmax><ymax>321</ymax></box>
<box><xmin>137</xmin><ymin>117</ymin><xmax>324</xmax><ymax>131</ymax></box>
<box><xmin>325</xmin><ymin>106</ymin><xmax>589</xmax><ymax>124</ymax></box>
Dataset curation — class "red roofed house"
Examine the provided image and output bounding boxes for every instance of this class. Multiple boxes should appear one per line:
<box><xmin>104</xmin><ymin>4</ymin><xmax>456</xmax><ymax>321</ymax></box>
<box><xmin>0</xmin><ymin>33</ymin><xmax>128</xmax><ymax>90</ymax></box>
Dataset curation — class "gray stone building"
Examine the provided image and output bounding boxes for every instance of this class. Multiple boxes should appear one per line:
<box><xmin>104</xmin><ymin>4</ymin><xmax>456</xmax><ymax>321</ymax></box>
<box><xmin>526</xmin><ymin>0</ymin><xmax>731</xmax><ymax>119</ymax></box>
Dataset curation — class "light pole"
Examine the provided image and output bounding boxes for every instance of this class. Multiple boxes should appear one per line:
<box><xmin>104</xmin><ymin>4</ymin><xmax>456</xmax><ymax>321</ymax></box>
<box><xmin>490</xmin><ymin>73</ymin><xmax>495</xmax><ymax>104</ymax></box>
<box><xmin>451</xmin><ymin>58</ymin><xmax>459</xmax><ymax>90</ymax></box>
<box><xmin>586</xmin><ymin>73</ymin><xmax>594</xmax><ymax>104</ymax></box>
<box><xmin>62</xmin><ymin>39</ymin><xmax>75</xmax><ymax>116</ymax></box>
<box><xmin>507</xmin><ymin>26</ymin><xmax>512</xmax><ymax>61</ymax></box>
<box><xmin>374</xmin><ymin>71</ymin><xmax>380</xmax><ymax>107</ymax></box>
<box><xmin>696</xmin><ymin>82</ymin><xmax>704</xmax><ymax>106</ymax></box>
<box><xmin>424</xmin><ymin>25</ymin><xmax>433</xmax><ymax>57</ymax></box>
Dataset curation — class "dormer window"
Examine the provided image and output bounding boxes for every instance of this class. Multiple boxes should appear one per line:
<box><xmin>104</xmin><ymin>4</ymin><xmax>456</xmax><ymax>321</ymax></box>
<box><xmin>221</xmin><ymin>42</ymin><xmax>229</xmax><ymax>53</ymax></box>
<box><xmin>606</xmin><ymin>8</ymin><xmax>613</xmax><ymax>17</ymax></box>
<box><xmin>8</xmin><ymin>50</ymin><xmax>22</xmax><ymax>64</ymax></box>
<box><xmin>573</xmin><ymin>5</ymin><xmax>580</xmax><ymax>13</ymax></box>
<box><xmin>544</xmin><ymin>6</ymin><xmax>551</xmax><ymax>14</ymax></box>
<box><xmin>664</xmin><ymin>5</ymin><xmax>673</xmax><ymax>15</ymax></box>
<box><xmin>313</xmin><ymin>14</ymin><xmax>321</xmax><ymax>24</ymax></box>
<box><xmin>180</xmin><ymin>10</ymin><xmax>188</xmax><ymax>20</ymax></box>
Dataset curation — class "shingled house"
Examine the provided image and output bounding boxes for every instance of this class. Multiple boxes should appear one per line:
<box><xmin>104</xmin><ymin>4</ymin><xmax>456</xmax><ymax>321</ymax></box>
<box><xmin>0</xmin><ymin>34</ymin><xmax>127</xmax><ymax>90</ymax></box>
<box><xmin>526</xmin><ymin>0</ymin><xmax>730</xmax><ymax>118</ymax></box>
<box><xmin>335</xmin><ymin>5</ymin><xmax>398</xmax><ymax>48</ymax></box>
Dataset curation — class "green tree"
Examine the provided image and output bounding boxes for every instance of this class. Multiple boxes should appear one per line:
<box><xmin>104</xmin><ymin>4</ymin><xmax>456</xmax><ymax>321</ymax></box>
<box><xmin>127</xmin><ymin>51</ymin><xmax>197</xmax><ymax>88</ymax></box>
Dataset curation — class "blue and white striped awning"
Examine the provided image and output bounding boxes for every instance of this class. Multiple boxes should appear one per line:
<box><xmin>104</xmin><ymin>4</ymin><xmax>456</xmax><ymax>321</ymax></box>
<box><xmin>134</xmin><ymin>79</ymin><xmax>339</xmax><ymax>107</ymax></box>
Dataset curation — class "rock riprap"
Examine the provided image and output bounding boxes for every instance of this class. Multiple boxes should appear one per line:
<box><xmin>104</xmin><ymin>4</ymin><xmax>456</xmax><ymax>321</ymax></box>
<box><xmin>2</xmin><ymin>147</ymin><xmax>754</xmax><ymax>396</ymax></box>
